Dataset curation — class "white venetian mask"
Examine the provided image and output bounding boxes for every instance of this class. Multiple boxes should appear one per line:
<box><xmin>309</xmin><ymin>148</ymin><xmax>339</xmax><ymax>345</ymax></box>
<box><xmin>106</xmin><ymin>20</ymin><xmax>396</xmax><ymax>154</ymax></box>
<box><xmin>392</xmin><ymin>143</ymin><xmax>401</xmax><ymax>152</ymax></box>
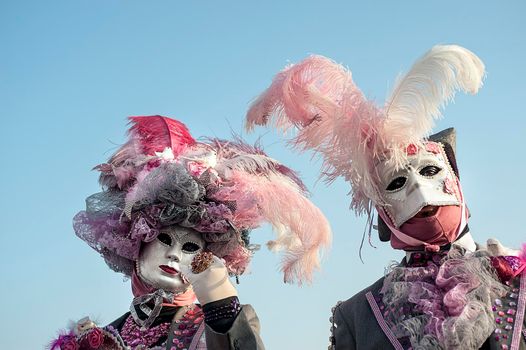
<box><xmin>137</xmin><ymin>226</ymin><xmax>205</xmax><ymax>293</ymax></box>
<box><xmin>375</xmin><ymin>143</ymin><xmax>461</xmax><ymax>228</ymax></box>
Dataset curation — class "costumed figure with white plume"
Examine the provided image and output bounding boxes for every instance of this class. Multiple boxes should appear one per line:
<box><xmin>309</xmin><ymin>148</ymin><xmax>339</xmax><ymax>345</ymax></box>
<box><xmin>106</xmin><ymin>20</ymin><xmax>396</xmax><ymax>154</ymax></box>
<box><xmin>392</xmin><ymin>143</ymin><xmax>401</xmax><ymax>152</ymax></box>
<box><xmin>49</xmin><ymin>116</ymin><xmax>331</xmax><ymax>350</ymax></box>
<box><xmin>246</xmin><ymin>45</ymin><xmax>526</xmax><ymax>349</ymax></box>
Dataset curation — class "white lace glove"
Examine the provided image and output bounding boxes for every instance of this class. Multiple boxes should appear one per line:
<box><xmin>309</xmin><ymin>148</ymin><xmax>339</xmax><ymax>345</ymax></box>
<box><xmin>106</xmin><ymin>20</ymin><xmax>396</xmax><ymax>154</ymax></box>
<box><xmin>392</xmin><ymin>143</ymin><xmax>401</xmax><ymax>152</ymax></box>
<box><xmin>180</xmin><ymin>254</ymin><xmax>238</xmax><ymax>305</ymax></box>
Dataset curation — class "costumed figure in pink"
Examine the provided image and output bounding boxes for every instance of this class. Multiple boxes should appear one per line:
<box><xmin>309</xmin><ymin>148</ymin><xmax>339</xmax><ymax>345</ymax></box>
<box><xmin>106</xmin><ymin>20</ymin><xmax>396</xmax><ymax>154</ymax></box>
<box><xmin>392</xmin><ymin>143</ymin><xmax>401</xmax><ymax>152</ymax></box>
<box><xmin>246</xmin><ymin>45</ymin><xmax>526</xmax><ymax>349</ymax></box>
<box><xmin>49</xmin><ymin>116</ymin><xmax>331</xmax><ymax>350</ymax></box>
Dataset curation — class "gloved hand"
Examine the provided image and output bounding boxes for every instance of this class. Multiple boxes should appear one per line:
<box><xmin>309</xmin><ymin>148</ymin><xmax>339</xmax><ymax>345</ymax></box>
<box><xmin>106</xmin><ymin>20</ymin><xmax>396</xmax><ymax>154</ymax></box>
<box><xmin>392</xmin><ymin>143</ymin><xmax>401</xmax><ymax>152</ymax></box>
<box><xmin>180</xmin><ymin>254</ymin><xmax>238</xmax><ymax>305</ymax></box>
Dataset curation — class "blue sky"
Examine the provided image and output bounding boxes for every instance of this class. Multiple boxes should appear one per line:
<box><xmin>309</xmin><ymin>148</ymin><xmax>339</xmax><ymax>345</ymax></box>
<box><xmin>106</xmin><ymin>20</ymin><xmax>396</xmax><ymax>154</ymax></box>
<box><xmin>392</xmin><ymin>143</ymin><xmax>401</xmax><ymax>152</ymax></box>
<box><xmin>1</xmin><ymin>1</ymin><xmax>525</xmax><ymax>349</ymax></box>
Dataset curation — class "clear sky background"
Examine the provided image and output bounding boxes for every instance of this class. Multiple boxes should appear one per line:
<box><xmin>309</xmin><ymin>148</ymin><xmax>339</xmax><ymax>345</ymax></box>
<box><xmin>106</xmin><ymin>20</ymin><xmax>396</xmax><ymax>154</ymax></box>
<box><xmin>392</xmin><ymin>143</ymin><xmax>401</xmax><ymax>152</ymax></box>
<box><xmin>1</xmin><ymin>1</ymin><xmax>525</xmax><ymax>349</ymax></box>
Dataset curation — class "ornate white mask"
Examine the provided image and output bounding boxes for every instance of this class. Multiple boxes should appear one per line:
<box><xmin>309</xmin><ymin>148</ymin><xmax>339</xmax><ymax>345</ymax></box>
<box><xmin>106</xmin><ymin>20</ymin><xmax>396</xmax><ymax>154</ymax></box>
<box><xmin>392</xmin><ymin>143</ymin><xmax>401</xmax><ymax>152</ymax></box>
<box><xmin>375</xmin><ymin>143</ymin><xmax>461</xmax><ymax>228</ymax></box>
<box><xmin>137</xmin><ymin>226</ymin><xmax>205</xmax><ymax>293</ymax></box>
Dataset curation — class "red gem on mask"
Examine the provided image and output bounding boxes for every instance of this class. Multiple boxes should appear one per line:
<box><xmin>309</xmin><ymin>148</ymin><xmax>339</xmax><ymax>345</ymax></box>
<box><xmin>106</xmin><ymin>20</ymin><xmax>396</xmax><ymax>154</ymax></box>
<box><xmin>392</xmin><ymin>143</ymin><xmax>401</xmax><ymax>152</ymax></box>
<box><xmin>406</xmin><ymin>144</ymin><xmax>418</xmax><ymax>155</ymax></box>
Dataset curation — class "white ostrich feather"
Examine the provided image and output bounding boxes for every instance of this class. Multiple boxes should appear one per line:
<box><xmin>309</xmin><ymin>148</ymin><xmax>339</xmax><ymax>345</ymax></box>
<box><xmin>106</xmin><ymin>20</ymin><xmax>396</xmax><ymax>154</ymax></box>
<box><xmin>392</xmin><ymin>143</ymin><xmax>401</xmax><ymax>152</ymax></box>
<box><xmin>383</xmin><ymin>45</ymin><xmax>485</xmax><ymax>148</ymax></box>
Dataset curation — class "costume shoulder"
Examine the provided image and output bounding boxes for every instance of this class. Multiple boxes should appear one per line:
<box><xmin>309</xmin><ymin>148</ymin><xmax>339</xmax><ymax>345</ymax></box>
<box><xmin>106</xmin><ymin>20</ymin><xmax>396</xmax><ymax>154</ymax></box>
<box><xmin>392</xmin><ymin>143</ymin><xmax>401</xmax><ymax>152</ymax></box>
<box><xmin>330</xmin><ymin>276</ymin><xmax>391</xmax><ymax>350</ymax></box>
<box><xmin>335</xmin><ymin>275</ymin><xmax>385</xmax><ymax>324</ymax></box>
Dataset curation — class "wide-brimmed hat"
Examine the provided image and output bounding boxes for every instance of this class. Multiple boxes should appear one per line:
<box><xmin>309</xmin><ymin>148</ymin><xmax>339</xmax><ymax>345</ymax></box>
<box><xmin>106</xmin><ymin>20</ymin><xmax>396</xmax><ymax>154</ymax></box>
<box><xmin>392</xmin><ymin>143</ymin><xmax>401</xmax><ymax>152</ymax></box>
<box><xmin>74</xmin><ymin>116</ymin><xmax>331</xmax><ymax>284</ymax></box>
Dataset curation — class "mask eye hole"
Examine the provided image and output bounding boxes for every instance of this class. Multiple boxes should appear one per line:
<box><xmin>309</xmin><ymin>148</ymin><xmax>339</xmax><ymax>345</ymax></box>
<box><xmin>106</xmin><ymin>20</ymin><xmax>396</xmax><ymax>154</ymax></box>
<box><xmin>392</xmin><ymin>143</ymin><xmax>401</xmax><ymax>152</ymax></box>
<box><xmin>182</xmin><ymin>242</ymin><xmax>202</xmax><ymax>254</ymax></box>
<box><xmin>386</xmin><ymin>177</ymin><xmax>407</xmax><ymax>191</ymax></box>
<box><xmin>419</xmin><ymin>165</ymin><xmax>442</xmax><ymax>177</ymax></box>
<box><xmin>157</xmin><ymin>233</ymin><xmax>172</xmax><ymax>246</ymax></box>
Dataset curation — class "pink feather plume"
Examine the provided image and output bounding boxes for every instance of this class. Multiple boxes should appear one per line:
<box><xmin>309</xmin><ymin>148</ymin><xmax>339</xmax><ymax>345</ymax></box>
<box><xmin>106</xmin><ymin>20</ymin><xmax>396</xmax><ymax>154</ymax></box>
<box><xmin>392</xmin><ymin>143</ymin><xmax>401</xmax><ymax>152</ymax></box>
<box><xmin>246</xmin><ymin>55</ymin><xmax>384</xmax><ymax>214</ymax></box>
<box><xmin>246</xmin><ymin>47</ymin><xmax>485</xmax><ymax>216</ymax></box>
<box><xmin>213</xmin><ymin>170</ymin><xmax>331</xmax><ymax>284</ymax></box>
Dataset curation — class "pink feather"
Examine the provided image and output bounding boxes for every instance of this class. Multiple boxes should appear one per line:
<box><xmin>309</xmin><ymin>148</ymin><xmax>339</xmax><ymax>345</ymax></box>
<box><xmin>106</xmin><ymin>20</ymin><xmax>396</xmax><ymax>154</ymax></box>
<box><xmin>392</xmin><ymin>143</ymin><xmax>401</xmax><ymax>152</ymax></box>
<box><xmin>46</xmin><ymin>329</ymin><xmax>75</xmax><ymax>350</ymax></box>
<box><xmin>247</xmin><ymin>55</ymin><xmax>356</xmax><ymax>131</ymax></box>
<box><xmin>47</xmin><ymin>338</ymin><xmax>62</xmax><ymax>350</ymax></box>
<box><xmin>213</xmin><ymin>170</ymin><xmax>331</xmax><ymax>284</ymax></box>
<box><xmin>209</xmin><ymin>136</ymin><xmax>308</xmax><ymax>193</ymax></box>
<box><xmin>129</xmin><ymin>115</ymin><xmax>196</xmax><ymax>157</ymax></box>
<box><xmin>246</xmin><ymin>55</ymin><xmax>385</xmax><ymax>214</ymax></box>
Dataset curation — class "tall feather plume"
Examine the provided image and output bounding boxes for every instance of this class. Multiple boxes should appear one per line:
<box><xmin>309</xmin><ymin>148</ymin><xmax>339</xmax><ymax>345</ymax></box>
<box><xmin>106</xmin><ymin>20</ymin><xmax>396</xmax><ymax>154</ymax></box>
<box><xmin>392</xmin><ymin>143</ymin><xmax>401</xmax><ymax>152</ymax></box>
<box><xmin>382</xmin><ymin>45</ymin><xmax>485</xmax><ymax>165</ymax></box>
<box><xmin>213</xmin><ymin>170</ymin><xmax>331</xmax><ymax>284</ymax></box>
<box><xmin>246</xmin><ymin>46</ymin><xmax>485</xmax><ymax>214</ymax></box>
<box><xmin>246</xmin><ymin>55</ymin><xmax>384</xmax><ymax>214</ymax></box>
